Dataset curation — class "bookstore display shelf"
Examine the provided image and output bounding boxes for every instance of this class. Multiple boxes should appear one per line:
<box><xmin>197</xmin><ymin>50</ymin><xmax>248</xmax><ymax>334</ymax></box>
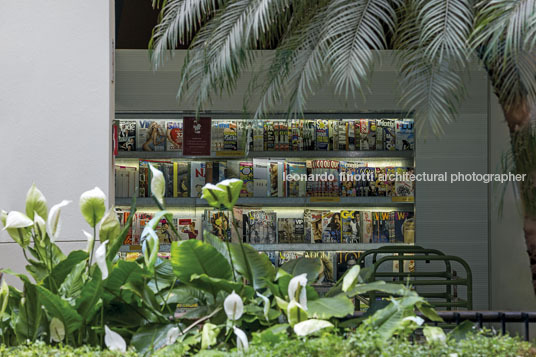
<box><xmin>119</xmin><ymin>242</ymin><xmax>413</xmax><ymax>253</ymax></box>
<box><xmin>115</xmin><ymin>197</ymin><xmax>414</xmax><ymax>208</ymax></box>
<box><xmin>115</xmin><ymin>150</ymin><xmax>415</xmax><ymax>160</ymax></box>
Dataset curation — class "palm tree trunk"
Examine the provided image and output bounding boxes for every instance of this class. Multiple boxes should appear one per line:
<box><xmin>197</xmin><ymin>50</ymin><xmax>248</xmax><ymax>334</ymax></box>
<box><xmin>502</xmin><ymin>98</ymin><xmax>536</xmax><ymax>293</ymax></box>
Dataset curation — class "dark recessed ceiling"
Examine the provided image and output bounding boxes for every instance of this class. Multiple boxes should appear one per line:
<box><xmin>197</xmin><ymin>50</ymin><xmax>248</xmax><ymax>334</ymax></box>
<box><xmin>116</xmin><ymin>0</ymin><xmax>160</xmax><ymax>49</ymax></box>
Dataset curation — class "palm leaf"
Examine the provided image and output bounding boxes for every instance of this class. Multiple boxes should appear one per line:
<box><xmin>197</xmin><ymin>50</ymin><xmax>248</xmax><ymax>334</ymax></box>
<box><xmin>323</xmin><ymin>0</ymin><xmax>397</xmax><ymax>97</ymax></box>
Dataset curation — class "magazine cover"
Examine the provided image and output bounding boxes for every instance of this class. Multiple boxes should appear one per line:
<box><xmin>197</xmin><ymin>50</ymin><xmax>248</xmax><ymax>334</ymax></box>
<box><xmin>166</xmin><ymin>120</ymin><xmax>183</xmax><ymax>151</ymax></box>
<box><xmin>208</xmin><ymin>210</ymin><xmax>231</xmax><ymax>242</ymax></box>
<box><xmin>394</xmin><ymin>211</ymin><xmax>415</xmax><ymax>243</ymax></box>
<box><xmin>347</xmin><ymin>120</ymin><xmax>356</xmax><ymax>151</ymax></box>
<box><xmin>372</xmin><ymin>211</ymin><xmax>395</xmax><ymax>243</ymax></box>
<box><xmin>305</xmin><ymin>209</ymin><xmax>326</xmax><ymax>243</ymax></box>
<box><xmin>224</xmin><ymin>121</ymin><xmax>238</xmax><ymax>150</ymax></box>
<box><xmin>321</xmin><ymin>211</ymin><xmax>342</xmax><ymax>243</ymax></box>
<box><xmin>177</xmin><ymin>218</ymin><xmax>199</xmax><ymax>240</ymax></box>
<box><xmin>384</xmin><ymin>119</ymin><xmax>396</xmax><ymax>151</ymax></box>
<box><xmin>118</xmin><ymin>120</ymin><xmax>136</xmax><ymax>151</ymax></box>
<box><xmin>341</xmin><ymin>210</ymin><xmax>361</xmax><ymax>243</ymax></box>
<box><xmin>246</xmin><ymin>211</ymin><xmax>277</xmax><ymax>244</ymax></box>
<box><xmin>156</xmin><ymin>216</ymin><xmax>176</xmax><ymax>244</ymax></box>
<box><xmin>395</xmin><ymin>167</ymin><xmax>415</xmax><ymax>198</ymax></box>
<box><xmin>253</xmin><ymin>121</ymin><xmax>264</xmax><ymax>151</ymax></box>
<box><xmin>367</xmin><ymin>119</ymin><xmax>377</xmax><ymax>150</ymax></box>
<box><xmin>395</xmin><ymin>119</ymin><xmax>415</xmax><ymax>150</ymax></box>
<box><xmin>253</xmin><ymin>159</ymin><xmax>269</xmax><ymax>197</ymax></box>
<box><xmin>137</xmin><ymin>120</ymin><xmax>166</xmax><ymax>151</ymax></box>
<box><xmin>338</xmin><ymin>120</ymin><xmax>347</xmax><ymax>150</ymax></box>
<box><xmin>239</xmin><ymin>162</ymin><xmax>254</xmax><ymax>197</ymax></box>
<box><xmin>375</xmin><ymin>168</ymin><xmax>387</xmax><ymax>197</ymax></box>
<box><xmin>316</xmin><ymin>120</ymin><xmax>329</xmax><ymax>151</ymax></box>
<box><xmin>287</xmin><ymin>162</ymin><xmax>306</xmax><ymax>197</ymax></box>
<box><xmin>190</xmin><ymin>162</ymin><xmax>206</xmax><ymax>198</ymax></box>
<box><xmin>360</xmin><ymin>167</ymin><xmax>377</xmax><ymax>196</ymax></box>
<box><xmin>376</xmin><ymin>119</ymin><xmax>385</xmax><ymax>150</ymax></box>
<box><xmin>384</xmin><ymin>167</ymin><xmax>396</xmax><ymax>196</ymax></box>
<box><xmin>173</xmin><ymin>162</ymin><xmax>190</xmax><ymax>197</ymax></box>
<box><xmin>134</xmin><ymin>212</ymin><xmax>154</xmax><ymax>245</ymax></box>
<box><xmin>359</xmin><ymin>119</ymin><xmax>369</xmax><ymax>150</ymax></box>
<box><xmin>264</xmin><ymin>121</ymin><xmax>275</xmax><ymax>150</ymax></box>
<box><xmin>361</xmin><ymin>211</ymin><xmax>373</xmax><ymax>243</ymax></box>
<box><xmin>278</xmin><ymin>218</ymin><xmax>305</xmax><ymax>243</ymax></box>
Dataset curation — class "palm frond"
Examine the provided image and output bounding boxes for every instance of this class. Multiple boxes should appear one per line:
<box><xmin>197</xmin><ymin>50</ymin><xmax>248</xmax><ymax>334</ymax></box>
<box><xmin>398</xmin><ymin>50</ymin><xmax>465</xmax><ymax>136</ymax></box>
<box><xmin>472</xmin><ymin>0</ymin><xmax>536</xmax><ymax>59</ymax></box>
<box><xmin>395</xmin><ymin>0</ymin><xmax>467</xmax><ymax>136</ymax></box>
<box><xmin>416</xmin><ymin>0</ymin><xmax>474</xmax><ymax>63</ymax></box>
<box><xmin>150</xmin><ymin>0</ymin><xmax>225</xmax><ymax>69</ymax></box>
<box><xmin>323</xmin><ymin>0</ymin><xmax>397</xmax><ymax>97</ymax></box>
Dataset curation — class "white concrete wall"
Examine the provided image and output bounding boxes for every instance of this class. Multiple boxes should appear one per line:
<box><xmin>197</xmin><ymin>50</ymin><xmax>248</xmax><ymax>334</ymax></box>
<box><xmin>0</xmin><ymin>1</ymin><xmax>114</xmax><ymax>287</ymax></box>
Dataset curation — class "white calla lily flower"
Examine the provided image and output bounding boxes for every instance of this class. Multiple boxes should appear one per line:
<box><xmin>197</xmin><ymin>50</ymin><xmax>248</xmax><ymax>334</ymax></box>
<box><xmin>288</xmin><ymin>273</ymin><xmax>308</xmax><ymax>310</ymax></box>
<box><xmin>79</xmin><ymin>187</ymin><xmax>106</xmax><ymax>227</ymax></box>
<box><xmin>402</xmin><ymin>316</ymin><xmax>425</xmax><ymax>326</ymax></box>
<box><xmin>33</xmin><ymin>213</ymin><xmax>46</xmax><ymax>244</ymax></box>
<box><xmin>49</xmin><ymin>317</ymin><xmax>65</xmax><ymax>342</ymax></box>
<box><xmin>104</xmin><ymin>325</ymin><xmax>127</xmax><ymax>352</ymax></box>
<box><xmin>149</xmin><ymin>164</ymin><xmax>165</xmax><ymax>205</ymax></box>
<box><xmin>3</xmin><ymin>211</ymin><xmax>33</xmax><ymax>230</ymax></box>
<box><xmin>233</xmin><ymin>326</ymin><xmax>249</xmax><ymax>352</ymax></box>
<box><xmin>82</xmin><ymin>230</ymin><xmax>95</xmax><ymax>253</ymax></box>
<box><xmin>95</xmin><ymin>241</ymin><xmax>109</xmax><ymax>279</ymax></box>
<box><xmin>46</xmin><ymin>200</ymin><xmax>71</xmax><ymax>241</ymax></box>
<box><xmin>166</xmin><ymin>327</ymin><xmax>181</xmax><ymax>345</ymax></box>
<box><xmin>293</xmin><ymin>319</ymin><xmax>334</xmax><ymax>336</ymax></box>
<box><xmin>256</xmin><ymin>292</ymin><xmax>270</xmax><ymax>321</ymax></box>
<box><xmin>224</xmin><ymin>291</ymin><xmax>244</xmax><ymax>321</ymax></box>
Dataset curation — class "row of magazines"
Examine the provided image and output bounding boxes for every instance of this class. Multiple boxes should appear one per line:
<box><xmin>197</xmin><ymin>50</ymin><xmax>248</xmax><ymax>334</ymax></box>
<box><xmin>116</xmin><ymin>118</ymin><xmax>414</xmax><ymax>153</ymax></box>
<box><xmin>117</xmin><ymin>208</ymin><xmax>415</xmax><ymax>246</ymax></box>
<box><xmin>115</xmin><ymin>159</ymin><xmax>415</xmax><ymax>198</ymax></box>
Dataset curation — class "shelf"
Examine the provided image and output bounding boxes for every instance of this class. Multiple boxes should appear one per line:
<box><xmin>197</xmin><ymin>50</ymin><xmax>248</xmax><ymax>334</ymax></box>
<box><xmin>115</xmin><ymin>196</ymin><xmax>414</xmax><ymax>209</ymax></box>
<box><xmin>119</xmin><ymin>242</ymin><xmax>412</xmax><ymax>253</ymax></box>
<box><xmin>115</xmin><ymin>150</ymin><xmax>414</xmax><ymax>160</ymax></box>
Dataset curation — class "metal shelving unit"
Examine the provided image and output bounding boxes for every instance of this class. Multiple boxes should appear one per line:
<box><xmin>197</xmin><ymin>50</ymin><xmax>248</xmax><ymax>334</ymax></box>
<box><xmin>115</xmin><ymin>196</ymin><xmax>414</xmax><ymax>208</ymax></box>
<box><xmin>118</xmin><ymin>242</ymin><xmax>412</xmax><ymax>253</ymax></box>
<box><xmin>116</xmin><ymin>150</ymin><xmax>414</xmax><ymax>160</ymax></box>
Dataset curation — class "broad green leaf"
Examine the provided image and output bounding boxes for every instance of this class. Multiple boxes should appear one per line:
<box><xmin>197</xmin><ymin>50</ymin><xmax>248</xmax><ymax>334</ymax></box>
<box><xmin>190</xmin><ymin>274</ymin><xmax>254</xmax><ymax>299</ymax></box>
<box><xmin>14</xmin><ymin>282</ymin><xmax>42</xmax><ymax>343</ymax></box>
<box><xmin>342</xmin><ymin>265</ymin><xmax>360</xmax><ymax>292</ymax></box>
<box><xmin>280</xmin><ymin>258</ymin><xmax>323</xmax><ymax>282</ymax></box>
<box><xmin>307</xmin><ymin>294</ymin><xmax>354</xmax><ymax>319</ymax></box>
<box><xmin>25</xmin><ymin>184</ymin><xmax>48</xmax><ymax>220</ymax></box>
<box><xmin>204</xmin><ymin>231</ymin><xmax>231</xmax><ymax>263</ymax></box>
<box><xmin>348</xmin><ymin>281</ymin><xmax>409</xmax><ymax>297</ymax></box>
<box><xmin>79</xmin><ymin>187</ymin><xmax>106</xmax><ymax>228</ymax></box>
<box><xmin>171</xmin><ymin>240</ymin><xmax>232</xmax><ymax>296</ymax></box>
<box><xmin>58</xmin><ymin>260</ymin><xmax>86</xmax><ymax>299</ymax></box>
<box><xmin>99</xmin><ymin>208</ymin><xmax>121</xmax><ymax>244</ymax></box>
<box><xmin>36</xmin><ymin>285</ymin><xmax>82</xmax><ymax>334</ymax></box>
<box><xmin>423</xmin><ymin>326</ymin><xmax>447</xmax><ymax>344</ymax></box>
<box><xmin>76</xmin><ymin>268</ymin><xmax>103</xmax><ymax>323</ymax></box>
<box><xmin>0</xmin><ymin>279</ymin><xmax>8</xmax><ymax>317</ymax></box>
<box><xmin>104</xmin><ymin>260</ymin><xmax>145</xmax><ymax>295</ymax></box>
<box><xmin>201</xmin><ymin>323</ymin><xmax>220</xmax><ymax>349</ymax></box>
<box><xmin>148</xmin><ymin>258</ymin><xmax>175</xmax><ymax>292</ymax></box>
<box><xmin>158</xmin><ymin>286</ymin><xmax>203</xmax><ymax>305</ymax></box>
<box><xmin>449</xmin><ymin>320</ymin><xmax>475</xmax><ymax>341</ymax></box>
<box><xmin>293</xmin><ymin>319</ymin><xmax>333</xmax><ymax>336</ymax></box>
<box><xmin>48</xmin><ymin>250</ymin><xmax>88</xmax><ymax>290</ymax></box>
<box><xmin>416</xmin><ymin>302</ymin><xmax>443</xmax><ymax>322</ymax></box>
<box><xmin>229</xmin><ymin>242</ymin><xmax>275</xmax><ymax>289</ymax></box>
<box><xmin>25</xmin><ymin>259</ymin><xmax>49</xmax><ymax>283</ymax></box>
<box><xmin>275</xmin><ymin>296</ymin><xmax>288</xmax><ymax>311</ymax></box>
<box><xmin>130</xmin><ymin>323</ymin><xmax>176</xmax><ymax>354</ymax></box>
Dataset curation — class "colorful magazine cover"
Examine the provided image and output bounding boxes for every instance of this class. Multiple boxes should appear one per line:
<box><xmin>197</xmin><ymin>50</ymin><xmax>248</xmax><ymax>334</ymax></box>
<box><xmin>118</xmin><ymin>120</ymin><xmax>136</xmax><ymax>151</ymax></box>
<box><xmin>395</xmin><ymin>167</ymin><xmax>415</xmax><ymax>198</ymax></box>
<box><xmin>321</xmin><ymin>211</ymin><xmax>342</xmax><ymax>243</ymax></box>
<box><xmin>178</xmin><ymin>218</ymin><xmax>199</xmax><ymax>240</ymax></box>
<box><xmin>372</xmin><ymin>211</ymin><xmax>395</xmax><ymax>243</ymax></box>
<box><xmin>137</xmin><ymin>120</ymin><xmax>166</xmax><ymax>151</ymax></box>
<box><xmin>208</xmin><ymin>210</ymin><xmax>231</xmax><ymax>242</ymax></box>
<box><xmin>361</xmin><ymin>211</ymin><xmax>373</xmax><ymax>243</ymax></box>
<box><xmin>394</xmin><ymin>211</ymin><xmax>415</xmax><ymax>243</ymax></box>
<box><xmin>166</xmin><ymin>120</ymin><xmax>183</xmax><ymax>151</ymax></box>
<box><xmin>223</xmin><ymin>121</ymin><xmax>238</xmax><ymax>150</ymax></box>
<box><xmin>316</xmin><ymin>120</ymin><xmax>329</xmax><ymax>151</ymax></box>
<box><xmin>341</xmin><ymin>210</ymin><xmax>361</xmax><ymax>243</ymax></box>
<box><xmin>395</xmin><ymin>119</ymin><xmax>415</xmax><ymax>150</ymax></box>
<box><xmin>239</xmin><ymin>161</ymin><xmax>254</xmax><ymax>197</ymax></box>
<box><xmin>190</xmin><ymin>162</ymin><xmax>206</xmax><ymax>198</ymax></box>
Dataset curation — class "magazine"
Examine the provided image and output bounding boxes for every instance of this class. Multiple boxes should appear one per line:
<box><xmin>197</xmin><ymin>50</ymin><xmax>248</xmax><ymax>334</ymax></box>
<box><xmin>341</xmin><ymin>210</ymin><xmax>361</xmax><ymax>243</ymax></box>
<box><xmin>166</xmin><ymin>120</ymin><xmax>183</xmax><ymax>151</ymax></box>
<box><xmin>137</xmin><ymin>120</ymin><xmax>166</xmax><ymax>151</ymax></box>
<box><xmin>118</xmin><ymin>120</ymin><xmax>136</xmax><ymax>151</ymax></box>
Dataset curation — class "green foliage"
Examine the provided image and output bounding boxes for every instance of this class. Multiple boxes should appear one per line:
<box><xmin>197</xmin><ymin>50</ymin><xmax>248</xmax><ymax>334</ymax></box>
<box><xmin>1</xmin><ymin>178</ymin><xmax>525</xmax><ymax>355</ymax></box>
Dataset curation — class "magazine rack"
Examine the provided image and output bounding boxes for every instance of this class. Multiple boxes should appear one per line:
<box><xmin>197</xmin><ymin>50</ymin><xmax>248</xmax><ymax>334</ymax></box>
<box><xmin>114</xmin><ymin>113</ymin><xmax>416</xmax><ymax>277</ymax></box>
